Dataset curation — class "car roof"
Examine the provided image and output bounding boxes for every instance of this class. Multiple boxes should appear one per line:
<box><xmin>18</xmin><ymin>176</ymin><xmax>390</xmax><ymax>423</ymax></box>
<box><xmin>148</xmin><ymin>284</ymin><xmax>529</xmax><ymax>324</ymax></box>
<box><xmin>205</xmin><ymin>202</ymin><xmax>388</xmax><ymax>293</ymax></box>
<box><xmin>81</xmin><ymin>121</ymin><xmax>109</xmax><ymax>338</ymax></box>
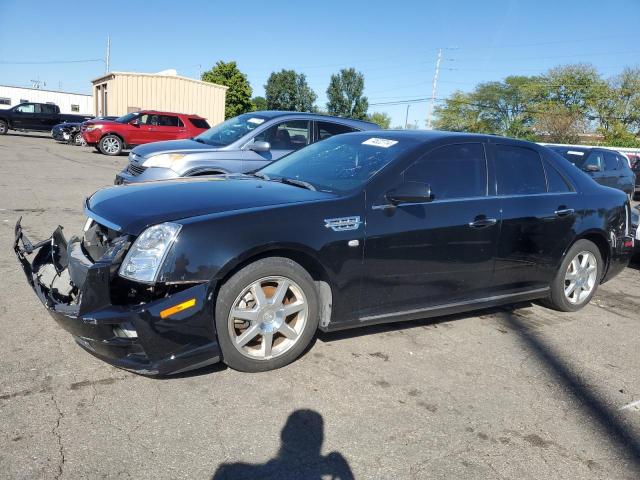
<box><xmin>139</xmin><ymin>110</ymin><xmax>205</xmax><ymax>118</ymax></box>
<box><xmin>250</xmin><ymin>110</ymin><xmax>379</xmax><ymax>128</ymax></box>
<box><xmin>335</xmin><ymin>129</ymin><xmax>515</xmax><ymax>143</ymax></box>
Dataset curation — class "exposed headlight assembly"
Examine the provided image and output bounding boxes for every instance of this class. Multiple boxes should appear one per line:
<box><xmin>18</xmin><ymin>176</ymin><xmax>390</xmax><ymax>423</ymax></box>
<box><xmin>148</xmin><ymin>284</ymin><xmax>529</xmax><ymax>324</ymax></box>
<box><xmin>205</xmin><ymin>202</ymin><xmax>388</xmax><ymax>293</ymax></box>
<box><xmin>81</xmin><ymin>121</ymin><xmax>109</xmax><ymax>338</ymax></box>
<box><xmin>143</xmin><ymin>153</ymin><xmax>186</xmax><ymax>169</ymax></box>
<box><xmin>119</xmin><ymin>222</ymin><xmax>181</xmax><ymax>283</ymax></box>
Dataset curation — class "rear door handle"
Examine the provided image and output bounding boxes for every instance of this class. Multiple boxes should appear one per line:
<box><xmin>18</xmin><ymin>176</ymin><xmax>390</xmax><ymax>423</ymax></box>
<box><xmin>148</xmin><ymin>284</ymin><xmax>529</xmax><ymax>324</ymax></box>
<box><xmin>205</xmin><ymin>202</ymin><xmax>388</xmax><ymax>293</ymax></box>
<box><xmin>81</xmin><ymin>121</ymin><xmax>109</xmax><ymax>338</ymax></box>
<box><xmin>468</xmin><ymin>217</ymin><xmax>497</xmax><ymax>228</ymax></box>
<box><xmin>554</xmin><ymin>208</ymin><xmax>575</xmax><ymax>217</ymax></box>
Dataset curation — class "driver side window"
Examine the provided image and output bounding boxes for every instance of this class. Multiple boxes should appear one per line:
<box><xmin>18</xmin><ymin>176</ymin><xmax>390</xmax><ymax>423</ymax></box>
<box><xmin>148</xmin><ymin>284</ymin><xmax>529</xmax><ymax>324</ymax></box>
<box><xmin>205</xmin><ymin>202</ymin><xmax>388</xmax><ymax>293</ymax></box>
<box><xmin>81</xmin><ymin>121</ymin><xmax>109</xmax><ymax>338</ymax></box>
<box><xmin>255</xmin><ymin>121</ymin><xmax>310</xmax><ymax>151</ymax></box>
<box><xmin>16</xmin><ymin>104</ymin><xmax>35</xmax><ymax>113</ymax></box>
<box><xmin>404</xmin><ymin>143</ymin><xmax>487</xmax><ymax>200</ymax></box>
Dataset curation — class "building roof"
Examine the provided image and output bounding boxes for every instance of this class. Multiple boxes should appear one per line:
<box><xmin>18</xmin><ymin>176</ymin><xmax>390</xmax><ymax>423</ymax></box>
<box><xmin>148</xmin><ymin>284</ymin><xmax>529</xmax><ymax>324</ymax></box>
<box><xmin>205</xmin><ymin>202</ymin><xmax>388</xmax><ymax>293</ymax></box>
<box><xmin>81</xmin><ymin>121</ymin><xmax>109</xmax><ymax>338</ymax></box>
<box><xmin>0</xmin><ymin>84</ymin><xmax>91</xmax><ymax>97</ymax></box>
<box><xmin>91</xmin><ymin>71</ymin><xmax>228</xmax><ymax>90</ymax></box>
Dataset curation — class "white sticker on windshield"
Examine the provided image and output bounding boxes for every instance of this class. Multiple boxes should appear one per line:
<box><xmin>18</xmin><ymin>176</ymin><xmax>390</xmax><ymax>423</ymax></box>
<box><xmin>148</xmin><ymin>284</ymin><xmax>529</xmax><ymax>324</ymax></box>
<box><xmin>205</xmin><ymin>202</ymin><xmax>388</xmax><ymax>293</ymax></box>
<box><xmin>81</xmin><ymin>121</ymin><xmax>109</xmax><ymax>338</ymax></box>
<box><xmin>362</xmin><ymin>138</ymin><xmax>398</xmax><ymax>148</ymax></box>
<box><xmin>567</xmin><ymin>150</ymin><xmax>584</xmax><ymax>156</ymax></box>
<box><xmin>247</xmin><ymin>117</ymin><xmax>265</xmax><ymax>125</ymax></box>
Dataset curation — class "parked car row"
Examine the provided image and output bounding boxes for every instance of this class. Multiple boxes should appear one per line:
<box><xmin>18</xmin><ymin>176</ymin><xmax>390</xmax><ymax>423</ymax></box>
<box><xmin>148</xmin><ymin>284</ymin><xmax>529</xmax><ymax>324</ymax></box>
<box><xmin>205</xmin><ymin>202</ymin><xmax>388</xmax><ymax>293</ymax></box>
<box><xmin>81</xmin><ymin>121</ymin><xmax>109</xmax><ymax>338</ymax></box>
<box><xmin>14</xmin><ymin>129</ymin><xmax>636</xmax><ymax>374</ymax></box>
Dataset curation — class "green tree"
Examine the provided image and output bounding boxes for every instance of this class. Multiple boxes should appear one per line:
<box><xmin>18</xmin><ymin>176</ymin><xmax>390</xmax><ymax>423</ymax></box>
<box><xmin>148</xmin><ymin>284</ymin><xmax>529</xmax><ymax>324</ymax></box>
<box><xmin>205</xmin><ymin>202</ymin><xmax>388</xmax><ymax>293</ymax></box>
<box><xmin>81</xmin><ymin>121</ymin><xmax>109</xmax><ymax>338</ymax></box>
<box><xmin>433</xmin><ymin>91</ymin><xmax>494</xmax><ymax>133</ymax></box>
<box><xmin>594</xmin><ymin>67</ymin><xmax>640</xmax><ymax>142</ymax></box>
<box><xmin>368</xmin><ymin>111</ymin><xmax>391</xmax><ymax>129</ymax></box>
<box><xmin>201</xmin><ymin>61</ymin><xmax>253</xmax><ymax>119</ymax></box>
<box><xmin>252</xmin><ymin>96</ymin><xmax>267</xmax><ymax>111</ymax></box>
<box><xmin>264</xmin><ymin>70</ymin><xmax>317</xmax><ymax>112</ymax></box>
<box><xmin>326</xmin><ymin>68</ymin><xmax>369</xmax><ymax>119</ymax></box>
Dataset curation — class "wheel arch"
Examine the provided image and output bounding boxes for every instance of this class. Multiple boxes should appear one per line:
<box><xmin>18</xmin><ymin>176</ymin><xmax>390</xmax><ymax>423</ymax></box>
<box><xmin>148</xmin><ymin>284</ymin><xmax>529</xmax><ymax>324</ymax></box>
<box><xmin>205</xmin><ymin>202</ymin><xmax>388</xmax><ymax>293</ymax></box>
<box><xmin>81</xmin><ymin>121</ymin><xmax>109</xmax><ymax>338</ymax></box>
<box><xmin>567</xmin><ymin>229</ymin><xmax>611</xmax><ymax>281</ymax></box>
<box><xmin>212</xmin><ymin>245</ymin><xmax>334</xmax><ymax>329</ymax></box>
<box><xmin>100</xmin><ymin>131</ymin><xmax>126</xmax><ymax>147</ymax></box>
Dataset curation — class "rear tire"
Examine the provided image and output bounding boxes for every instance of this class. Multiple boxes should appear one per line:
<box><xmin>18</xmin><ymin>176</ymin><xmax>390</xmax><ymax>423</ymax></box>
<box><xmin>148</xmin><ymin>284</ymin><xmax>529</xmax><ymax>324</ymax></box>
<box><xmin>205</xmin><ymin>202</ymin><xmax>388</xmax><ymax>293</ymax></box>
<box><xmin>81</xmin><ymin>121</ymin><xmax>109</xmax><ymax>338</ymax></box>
<box><xmin>542</xmin><ymin>239</ymin><xmax>602</xmax><ymax>312</ymax></box>
<box><xmin>0</xmin><ymin>119</ymin><xmax>7</xmax><ymax>135</ymax></box>
<box><xmin>215</xmin><ymin>257</ymin><xmax>319</xmax><ymax>372</ymax></box>
<box><xmin>99</xmin><ymin>134</ymin><xmax>123</xmax><ymax>155</ymax></box>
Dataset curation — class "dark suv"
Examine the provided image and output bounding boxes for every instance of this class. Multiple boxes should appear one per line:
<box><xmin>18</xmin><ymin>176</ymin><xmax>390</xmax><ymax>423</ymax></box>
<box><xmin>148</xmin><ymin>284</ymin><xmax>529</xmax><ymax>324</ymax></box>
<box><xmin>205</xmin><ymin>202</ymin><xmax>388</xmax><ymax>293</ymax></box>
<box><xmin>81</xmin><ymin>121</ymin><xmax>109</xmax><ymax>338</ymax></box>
<box><xmin>548</xmin><ymin>146</ymin><xmax>635</xmax><ymax>199</ymax></box>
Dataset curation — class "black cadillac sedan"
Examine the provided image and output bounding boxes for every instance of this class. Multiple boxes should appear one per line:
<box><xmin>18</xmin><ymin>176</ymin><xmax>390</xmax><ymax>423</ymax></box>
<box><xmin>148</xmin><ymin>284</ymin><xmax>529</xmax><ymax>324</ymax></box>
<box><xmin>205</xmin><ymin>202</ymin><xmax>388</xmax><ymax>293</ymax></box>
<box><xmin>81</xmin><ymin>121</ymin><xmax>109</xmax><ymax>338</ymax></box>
<box><xmin>15</xmin><ymin>131</ymin><xmax>635</xmax><ymax>374</ymax></box>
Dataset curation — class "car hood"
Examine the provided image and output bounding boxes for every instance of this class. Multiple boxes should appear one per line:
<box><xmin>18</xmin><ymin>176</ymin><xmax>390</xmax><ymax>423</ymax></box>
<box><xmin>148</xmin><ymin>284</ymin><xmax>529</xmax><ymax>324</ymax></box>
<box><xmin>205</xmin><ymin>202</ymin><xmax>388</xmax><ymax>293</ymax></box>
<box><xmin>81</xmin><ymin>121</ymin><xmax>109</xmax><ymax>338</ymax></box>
<box><xmin>133</xmin><ymin>139</ymin><xmax>221</xmax><ymax>158</ymax></box>
<box><xmin>87</xmin><ymin>176</ymin><xmax>334</xmax><ymax>235</ymax></box>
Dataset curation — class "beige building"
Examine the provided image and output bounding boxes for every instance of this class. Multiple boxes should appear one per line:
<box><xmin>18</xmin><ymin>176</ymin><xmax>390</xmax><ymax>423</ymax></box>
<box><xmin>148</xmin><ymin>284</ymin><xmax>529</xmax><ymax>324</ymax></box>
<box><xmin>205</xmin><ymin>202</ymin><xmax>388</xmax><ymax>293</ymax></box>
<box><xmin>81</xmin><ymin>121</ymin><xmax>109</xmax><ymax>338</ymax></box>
<box><xmin>91</xmin><ymin>70</ymin><xmax>227</xmax><ymax>125</ymax></box>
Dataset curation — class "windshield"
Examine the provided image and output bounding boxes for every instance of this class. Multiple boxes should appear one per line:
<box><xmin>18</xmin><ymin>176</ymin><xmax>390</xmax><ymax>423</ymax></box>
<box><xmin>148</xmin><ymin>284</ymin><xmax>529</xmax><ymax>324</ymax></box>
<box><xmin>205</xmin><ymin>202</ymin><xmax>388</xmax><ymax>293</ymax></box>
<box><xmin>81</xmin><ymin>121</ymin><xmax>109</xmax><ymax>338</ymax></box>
<box><xmin>115</xmin><ymin>112</ymin><xmax>140</xmax><ymax>124</ymax></box>
<box><xmin>258</xmin><ymin>134</ymin><xmax>418</xmax><ymax>193</ymax></box>
<box><xmin>194</xmin><ymin>113</ymin><xmax>269</xmax><ymax>147</ymax></box>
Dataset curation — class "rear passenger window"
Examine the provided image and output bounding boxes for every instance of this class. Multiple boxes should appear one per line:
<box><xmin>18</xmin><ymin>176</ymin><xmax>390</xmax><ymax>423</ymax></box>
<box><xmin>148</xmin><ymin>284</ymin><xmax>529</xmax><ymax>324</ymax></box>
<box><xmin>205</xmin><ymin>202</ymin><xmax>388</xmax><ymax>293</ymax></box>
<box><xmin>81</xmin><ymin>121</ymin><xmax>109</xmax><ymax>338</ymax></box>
<box><xmin>604</xmin><ymin>152</ymin><xmax>618</xmax><ymax>171</ymax></box>
<box><xmin>405</xmin><ymin>143</ymin><xmax>487</xmax><ymax>200</ymax></box>
<box><xmin>189</xmin><ymin>118</ymin><xmax>210</xmax><ymax>129</ymax></box>
<box><xmin>158</xmin><ymin>115</ymin><xmax>180</xmax><ymax>127</ymax></box>
<box><xmin>495</xmin><ymin>145</ymin><xmax>546</xmax><ymax>195</ymax></box>
<box><xmin>316</xmin><ymin>122</ymin><xmax>357</xmax><ymax>141</ymax></box>
<box><xmin>544</xmin><ymin>159</ymin><xmax>574</xmax><ymax>193</ymax></box>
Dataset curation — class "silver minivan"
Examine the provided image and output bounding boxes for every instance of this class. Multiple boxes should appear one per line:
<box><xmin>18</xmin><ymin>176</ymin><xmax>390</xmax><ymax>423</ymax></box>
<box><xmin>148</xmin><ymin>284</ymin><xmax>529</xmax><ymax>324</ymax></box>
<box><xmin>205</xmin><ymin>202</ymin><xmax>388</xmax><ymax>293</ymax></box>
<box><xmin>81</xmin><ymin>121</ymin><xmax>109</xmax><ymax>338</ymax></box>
<box><xmin>115</xmin><ymin>111</ymin><xmax>379</xmax><ymax>184</ymax></box>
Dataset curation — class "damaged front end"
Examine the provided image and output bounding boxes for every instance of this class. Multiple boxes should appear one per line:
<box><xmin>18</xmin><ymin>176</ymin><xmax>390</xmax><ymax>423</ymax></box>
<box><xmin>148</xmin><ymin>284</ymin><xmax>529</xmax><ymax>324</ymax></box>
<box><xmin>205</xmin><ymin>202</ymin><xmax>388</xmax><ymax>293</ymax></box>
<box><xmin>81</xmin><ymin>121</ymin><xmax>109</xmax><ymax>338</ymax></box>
<box><xmin>14</xmin><ymin>216</ymin><xmax>220</xmax><ymax>376</ymax></box>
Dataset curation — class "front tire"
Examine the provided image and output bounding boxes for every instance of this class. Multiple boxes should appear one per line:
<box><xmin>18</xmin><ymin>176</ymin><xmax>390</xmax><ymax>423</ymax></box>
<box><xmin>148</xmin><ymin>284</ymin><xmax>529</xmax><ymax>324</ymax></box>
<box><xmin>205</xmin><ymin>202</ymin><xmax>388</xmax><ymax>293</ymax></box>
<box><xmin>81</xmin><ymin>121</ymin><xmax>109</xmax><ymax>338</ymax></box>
<box><xmin>543</xmin><ymin>239</ymin><xmax>602</xmax><ymax>312</ymax></box>
<box><xmin>73</xmin><ymin>132</ymin><xmax>86</xmax><ymax>146</ymax></box>
<box><xmin>0</xmin><ymin>119</ymin><xmax>7</xmax><ymax>135</ymax></box>
<box><xmin>215</xmin><ymin>257</ymin><xmax>319</xmax><ymax>372</ymax></box>
<box><xmin>99</xmin><ymin>134</ymin><xmax>123</xmax><ymax>155</ymax></box>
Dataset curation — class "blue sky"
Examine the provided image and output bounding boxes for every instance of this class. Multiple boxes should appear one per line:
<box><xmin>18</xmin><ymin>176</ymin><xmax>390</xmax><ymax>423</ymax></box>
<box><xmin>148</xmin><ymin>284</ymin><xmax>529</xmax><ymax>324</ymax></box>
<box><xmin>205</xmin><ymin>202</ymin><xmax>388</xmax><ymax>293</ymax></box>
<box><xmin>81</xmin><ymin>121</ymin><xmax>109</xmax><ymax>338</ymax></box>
<box><xmin>1</xmin><ymin>0</ymin><xmax>638</xmax><ymax>126</ymax></box>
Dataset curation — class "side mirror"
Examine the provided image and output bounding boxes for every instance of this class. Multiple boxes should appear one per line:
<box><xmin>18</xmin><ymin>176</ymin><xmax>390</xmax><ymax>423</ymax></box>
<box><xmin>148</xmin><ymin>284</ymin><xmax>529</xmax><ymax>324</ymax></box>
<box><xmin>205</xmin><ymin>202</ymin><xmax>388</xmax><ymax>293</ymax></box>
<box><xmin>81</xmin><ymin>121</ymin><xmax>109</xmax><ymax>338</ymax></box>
<box><xmin>250</xmin><ymin>141</ymin><xmax>271</xmax><ymax>153</ymax></box>
<box><xmin>584</xmin><ymin>164</ymin><xmax>600</xmax><ymax>172</ymax></box>
<box><xmin>386</xmin><ymin>182</ymin><xmax>433</xmax><ymax>205</ymax></box>
<box><xmin>130</xmin><ymin>119</ymin><xmax>140</xmax><ymax>126</ymax></box>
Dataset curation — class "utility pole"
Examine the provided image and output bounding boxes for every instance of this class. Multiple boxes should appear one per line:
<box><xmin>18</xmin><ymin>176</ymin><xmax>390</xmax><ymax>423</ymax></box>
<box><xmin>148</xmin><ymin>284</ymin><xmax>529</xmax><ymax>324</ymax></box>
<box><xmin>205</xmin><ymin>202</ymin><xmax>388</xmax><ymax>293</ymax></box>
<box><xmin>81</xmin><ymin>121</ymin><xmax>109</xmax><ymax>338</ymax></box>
<box><xmin>105</xmin><ymin>35</ymin><xmax>111</xmax><ymax>73</ymax></box>
<box><xmin>404</xmin><ymin>104</ymin><xmax>410</xmax><ymax>129</ymax></box>
<box><xmin>426</xmin><ymin>48</ymin><xmax>442</xmax><ymax>130</ymax></box>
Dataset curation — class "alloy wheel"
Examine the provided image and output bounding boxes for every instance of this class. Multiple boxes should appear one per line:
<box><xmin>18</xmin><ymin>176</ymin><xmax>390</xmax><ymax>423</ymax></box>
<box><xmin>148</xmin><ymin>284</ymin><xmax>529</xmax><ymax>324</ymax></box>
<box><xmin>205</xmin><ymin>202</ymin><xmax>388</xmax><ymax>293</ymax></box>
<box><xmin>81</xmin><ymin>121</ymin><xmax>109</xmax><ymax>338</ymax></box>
<box><xmin>227</xmin><ymin>276</ymin><xmax>308</xmax><ymax>360</ymax></box>
<box><xmin>0</xmin><ymin>122</ymin><xmax>7</xmax><ymax>134</ymax></box>
<box><xmin>564</xmin><ymin>251</ymin><xmax>598</xmax><ymax>304</ymax></box>
<box><xmin>102</xmin><ymin>137</ymin><xmax>120</xmax><ymax>154</ymax></box>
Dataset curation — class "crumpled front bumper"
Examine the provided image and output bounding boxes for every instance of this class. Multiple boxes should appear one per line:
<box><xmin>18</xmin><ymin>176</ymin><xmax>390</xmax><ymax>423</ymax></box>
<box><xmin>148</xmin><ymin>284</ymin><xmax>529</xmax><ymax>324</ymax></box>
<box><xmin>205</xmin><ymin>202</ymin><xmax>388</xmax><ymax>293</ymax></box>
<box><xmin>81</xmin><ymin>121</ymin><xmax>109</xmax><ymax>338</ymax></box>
<box><xmin>14</xmin><ymin>219</ymin><xmax>220</xmax><ymax>376</ymax></box>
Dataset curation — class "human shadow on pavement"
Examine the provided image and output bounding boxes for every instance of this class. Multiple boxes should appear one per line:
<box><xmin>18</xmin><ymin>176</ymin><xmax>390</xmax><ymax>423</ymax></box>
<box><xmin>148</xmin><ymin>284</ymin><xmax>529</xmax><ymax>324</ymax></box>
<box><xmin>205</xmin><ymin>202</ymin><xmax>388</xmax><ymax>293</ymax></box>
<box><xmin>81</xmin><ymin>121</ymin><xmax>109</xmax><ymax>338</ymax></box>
<box><xmin>212</xmin><ymin>409</ymin><xmax>354</xmax><ymax>480</ymax></box>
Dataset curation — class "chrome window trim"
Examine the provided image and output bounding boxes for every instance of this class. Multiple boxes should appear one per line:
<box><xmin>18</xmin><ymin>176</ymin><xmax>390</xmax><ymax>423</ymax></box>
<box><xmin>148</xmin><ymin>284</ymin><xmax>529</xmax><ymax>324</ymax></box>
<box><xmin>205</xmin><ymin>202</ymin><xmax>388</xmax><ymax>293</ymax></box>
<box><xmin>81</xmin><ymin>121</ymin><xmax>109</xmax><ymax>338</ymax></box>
<box><xmin>371</xmin><ymin>191</ymin><xmax>578</xmax><ymax>210</ymax></box>
<box><xmin>84</xmin><ymin>205</ymin><xmax>122</xmax><ymax>232</ymax></box>
<box><xmin>359</xmin><ymin>287</ymin><xmax>550</xmax><ymax>322</ymax></box>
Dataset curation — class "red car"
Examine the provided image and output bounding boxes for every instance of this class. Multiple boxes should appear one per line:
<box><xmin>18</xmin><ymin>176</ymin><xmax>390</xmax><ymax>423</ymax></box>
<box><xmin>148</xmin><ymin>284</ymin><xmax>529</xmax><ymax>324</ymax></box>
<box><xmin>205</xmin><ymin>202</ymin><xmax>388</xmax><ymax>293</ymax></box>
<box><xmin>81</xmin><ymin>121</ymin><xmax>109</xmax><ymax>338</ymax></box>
<box><xmin>82</xmin><ymin>110</ymin><xmax>210</xmax><ymax>156</ymax></box>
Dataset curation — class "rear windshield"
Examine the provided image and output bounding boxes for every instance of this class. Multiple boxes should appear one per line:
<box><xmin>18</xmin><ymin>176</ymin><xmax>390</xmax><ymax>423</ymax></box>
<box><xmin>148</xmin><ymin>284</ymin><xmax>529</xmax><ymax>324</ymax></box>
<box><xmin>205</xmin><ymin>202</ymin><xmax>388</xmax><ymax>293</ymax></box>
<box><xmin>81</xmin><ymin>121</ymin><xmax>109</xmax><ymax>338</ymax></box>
<box><xmin>549</xmin><ymin>147</ymin><xmax>590</xmax><ymax>168</ymax></box>
<box><xmin>189</xmin><ymin>118</ymin><xmax>210</xmax><ymax>129</ymax></box>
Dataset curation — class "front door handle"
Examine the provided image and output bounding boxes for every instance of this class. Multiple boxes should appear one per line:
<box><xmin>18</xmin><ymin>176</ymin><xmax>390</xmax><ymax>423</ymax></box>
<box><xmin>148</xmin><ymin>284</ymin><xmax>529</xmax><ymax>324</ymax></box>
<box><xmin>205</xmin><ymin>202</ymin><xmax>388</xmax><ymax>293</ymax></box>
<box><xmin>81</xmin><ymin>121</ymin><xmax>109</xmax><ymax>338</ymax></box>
<box><xmin>554</xmin><ymin>208</ymin><xmax>575</xmax><ymax>217</ymax></box>
<box><xmin>468</xmin><ymin>217</ymin><xmax>497</xmax><ymax>228</ymax></box>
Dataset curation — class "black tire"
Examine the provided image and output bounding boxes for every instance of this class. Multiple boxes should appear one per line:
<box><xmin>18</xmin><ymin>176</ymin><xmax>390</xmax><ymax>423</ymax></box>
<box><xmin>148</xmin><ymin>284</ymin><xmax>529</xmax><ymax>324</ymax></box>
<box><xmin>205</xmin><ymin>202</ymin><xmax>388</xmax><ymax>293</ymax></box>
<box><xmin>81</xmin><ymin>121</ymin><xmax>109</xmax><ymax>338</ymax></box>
<box><xmin>215</xmin><ymin>257</ymin><xmax>319</xmax><ymax>372</ymax></box>
<box><xmin>73</xmin><ymin>132</ymin><xmax>86</xmax><ymax>146</ymax></box>
<box><xmin>542</xmin><ymin>239</ymin><xmax>603</xmax><ymax>312</ymax></box>
<box><xmin>99</xmin><ymin>134</ymin><xmax>123</xmax><ymax>156</ymax></box>
<box><xmin>0</xmin><ymin>119</ymin><xmax>7</xmax><ymax>135</ymax></box>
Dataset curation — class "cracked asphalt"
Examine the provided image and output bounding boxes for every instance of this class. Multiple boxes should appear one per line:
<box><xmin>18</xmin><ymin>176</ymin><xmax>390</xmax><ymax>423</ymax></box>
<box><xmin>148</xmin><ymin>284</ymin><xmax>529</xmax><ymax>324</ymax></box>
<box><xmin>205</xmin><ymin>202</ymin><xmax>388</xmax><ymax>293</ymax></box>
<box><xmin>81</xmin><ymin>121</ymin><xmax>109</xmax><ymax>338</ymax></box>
<box><xmin>1</xmin><ymin>132</ymin><xmax>639</xmax><ymax>479</ymax></box>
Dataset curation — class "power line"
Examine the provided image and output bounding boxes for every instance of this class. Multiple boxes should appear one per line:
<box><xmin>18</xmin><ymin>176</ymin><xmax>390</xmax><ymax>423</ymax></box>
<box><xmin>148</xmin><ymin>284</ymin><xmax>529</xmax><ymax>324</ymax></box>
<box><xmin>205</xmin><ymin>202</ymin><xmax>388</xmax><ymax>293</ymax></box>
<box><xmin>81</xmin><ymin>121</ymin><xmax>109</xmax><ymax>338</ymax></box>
<box><xmin>0</xmin><ymin>58</ymin><xmax>103</xmax><ymax>65</ymax></box>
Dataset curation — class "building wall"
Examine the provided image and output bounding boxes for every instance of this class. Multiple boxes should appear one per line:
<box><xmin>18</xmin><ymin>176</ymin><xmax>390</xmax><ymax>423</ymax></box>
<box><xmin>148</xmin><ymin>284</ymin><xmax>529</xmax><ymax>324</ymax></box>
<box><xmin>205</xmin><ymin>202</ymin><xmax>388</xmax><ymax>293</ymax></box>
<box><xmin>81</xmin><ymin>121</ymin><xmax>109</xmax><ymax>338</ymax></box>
<box><xmin>92</xmin><ymin>73</ymin><xmax>227</xmax><ymax>125</ymax></box>
<box><xmin>0</xmin><ymin>85</ymin><xmax>92</xmax><ymax>114</ymax></box>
